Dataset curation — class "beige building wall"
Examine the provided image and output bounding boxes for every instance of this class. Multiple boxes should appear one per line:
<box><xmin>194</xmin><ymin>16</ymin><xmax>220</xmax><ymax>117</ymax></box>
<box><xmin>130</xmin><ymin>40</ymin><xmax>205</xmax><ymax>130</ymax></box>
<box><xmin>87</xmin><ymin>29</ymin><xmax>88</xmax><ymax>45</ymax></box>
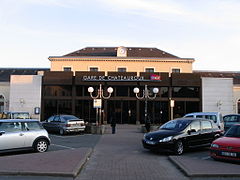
<box><xmin>9</xmin><ymin>75</ymin><xmax>42</xmax><ymax>120</ymax></box>
<box><xmin>50</xmin><ymin>58</ymin><xmax>193</xmax><ymax>75</ymax></box>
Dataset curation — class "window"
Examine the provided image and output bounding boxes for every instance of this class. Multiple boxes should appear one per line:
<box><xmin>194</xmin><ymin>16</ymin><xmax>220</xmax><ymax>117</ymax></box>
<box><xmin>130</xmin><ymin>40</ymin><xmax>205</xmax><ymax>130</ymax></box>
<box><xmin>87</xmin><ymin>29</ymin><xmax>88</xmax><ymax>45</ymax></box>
<box><xmin>172</xmin><ymin>87</ymin><xmax>200</xmax><ymax>98</ymax></box>
<box><xmin>202</xmin><ymin>121</ymin><xmax>212</xmax><ymax>130</ymax></box>
<box><xmin>145</xmin><ymin>68</ymin><xmax>154</xmax><ymax>72</ymax></box>
<box><xmin>89</xmin><ymin>67</ymin><xmax>99</xmax><ymax>72</ymax></box>
<box><xmin>24</xmin><ymin>122</ymin><xmax>43</xmax><ymax>130</ymax></box>
<box><xmin>47</xmin><ymin>116</ymin><xmax>55</xmax><ymax>122</ymax></box>
<box><xmin>63</xmin><ymin>67</ymin><xmax>72</xmax><ymax>71</ymax></box>
<box><xmin>172</xmin><ymin>68</ymin><xmax>180</xmax><ymax>73</ymax></box>
<box><xmin>190</xmin><ymin>121</ymin><xmax>201</xmax><ymax>132</ymax></box>
<box><xmin>0</xmin><ymin>95</ymin><xmax>4</xmax><ymax>112</ymax></box>
<box><xmin>117</xmin><ymin>67</ymin><xmax>126</xmax><ymax>72</ymax></box>
<box><xmin>0</xmin><ymin>122</ymin><xmax>22</xmax><ymax>132</ymax></box>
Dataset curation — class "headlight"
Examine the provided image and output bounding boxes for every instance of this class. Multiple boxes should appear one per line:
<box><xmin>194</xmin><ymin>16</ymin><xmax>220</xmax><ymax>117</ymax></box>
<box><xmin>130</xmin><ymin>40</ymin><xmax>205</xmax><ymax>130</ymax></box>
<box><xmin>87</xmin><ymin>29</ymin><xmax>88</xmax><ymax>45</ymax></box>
<box><xmin>143</xmin><ymin>133</ymin><xmax>147</xmax><ymax>139</ymax></box>
<box><xmin>159</xmin><ymin>136</ymin><xmax>173</xmax><ymax>143</ymax></box>
<box><xmin>211</xmin><ymin>143</ymin><xmax>219</xmax><ymax>148</ymax></box>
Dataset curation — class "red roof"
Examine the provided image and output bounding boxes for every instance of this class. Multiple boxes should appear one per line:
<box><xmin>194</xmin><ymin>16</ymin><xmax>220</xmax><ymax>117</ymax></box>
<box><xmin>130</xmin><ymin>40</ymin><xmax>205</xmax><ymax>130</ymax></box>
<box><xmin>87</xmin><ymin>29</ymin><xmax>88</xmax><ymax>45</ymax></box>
<box><xmin>63</xmin><ymin>47</ymin><xmax>179</xmax><ymax>58</ymax></box>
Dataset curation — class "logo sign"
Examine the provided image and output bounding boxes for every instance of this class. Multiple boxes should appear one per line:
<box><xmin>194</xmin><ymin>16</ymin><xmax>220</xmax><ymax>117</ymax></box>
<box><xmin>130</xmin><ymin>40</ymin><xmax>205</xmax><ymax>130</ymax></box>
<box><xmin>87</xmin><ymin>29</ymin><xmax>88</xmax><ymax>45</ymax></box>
<box><xmin>150</xmin><ymin>74</ymin><xmax>161</xmax><ymax>81</ymax></box>
<box><xmin>93</xmin><ymin>99</ymin><xmax>102</xmax><ymax>108</ymax></box>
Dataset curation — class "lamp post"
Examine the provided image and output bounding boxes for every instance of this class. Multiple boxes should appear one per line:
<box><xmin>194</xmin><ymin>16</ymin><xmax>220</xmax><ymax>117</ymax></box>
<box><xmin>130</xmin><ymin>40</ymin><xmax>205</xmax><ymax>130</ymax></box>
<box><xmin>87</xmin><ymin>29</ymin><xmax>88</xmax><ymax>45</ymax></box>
<box><xmin>133</xmin><ymin>85</ymin><xmax>159</xmax><ymax>124</ymax></box>
<box><xmin>88</xmin><ymin>84</ymin><xmax>113</xmax><ymax>125</ymax></box>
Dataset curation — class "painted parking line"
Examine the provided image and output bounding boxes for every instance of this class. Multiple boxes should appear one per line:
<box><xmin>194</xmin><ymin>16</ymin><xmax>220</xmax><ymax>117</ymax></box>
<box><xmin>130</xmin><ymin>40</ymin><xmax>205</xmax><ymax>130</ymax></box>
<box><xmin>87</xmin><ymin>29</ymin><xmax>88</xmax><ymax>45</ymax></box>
<box><xmin>51</xmin><ymin>143</ymin><xmax>75</xmax><ymax>150</ymax></box>
<box><xmin>201</xmin><ymin>156</ymin><xmax>211</xmax><ymax>160</ymax></box>
<box><xmin>49</xmin><ymin>134</ymin><xmax>93</xmax><ymax>138</ymax></box>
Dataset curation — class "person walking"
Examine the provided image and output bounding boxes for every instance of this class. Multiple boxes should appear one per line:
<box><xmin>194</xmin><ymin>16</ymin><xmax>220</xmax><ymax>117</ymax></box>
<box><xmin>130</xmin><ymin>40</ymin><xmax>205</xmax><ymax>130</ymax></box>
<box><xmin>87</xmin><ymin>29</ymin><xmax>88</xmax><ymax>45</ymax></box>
<box><xmin>145</xmin><ymin>116</ymin><xmax>151</xmax><ymax>133</ymax></box>
<box><xmin>110</xmin><ymin>113</ymin><xmax>116</xmax><ymax>134</ymax></box>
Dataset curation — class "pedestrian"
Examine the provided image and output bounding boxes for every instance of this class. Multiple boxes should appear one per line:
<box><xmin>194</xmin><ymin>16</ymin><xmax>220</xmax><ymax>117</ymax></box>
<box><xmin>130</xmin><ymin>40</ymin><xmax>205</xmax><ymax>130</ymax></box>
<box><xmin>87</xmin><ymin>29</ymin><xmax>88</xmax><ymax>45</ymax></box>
<box><xmin>110</xmin><ymin>113</ymin><xmax>116</xmax><ymax>134</ymax></box>
<box><xmin>145</xmin><ymin>116</ymin><xmax>151</xmax><ymax>132</ymax></box>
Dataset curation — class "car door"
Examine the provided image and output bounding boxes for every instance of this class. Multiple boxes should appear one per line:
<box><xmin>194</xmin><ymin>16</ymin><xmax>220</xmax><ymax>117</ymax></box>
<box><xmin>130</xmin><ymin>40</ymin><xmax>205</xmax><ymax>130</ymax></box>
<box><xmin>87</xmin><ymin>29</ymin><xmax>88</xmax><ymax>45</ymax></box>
<box><xmin>199</xmin><ymin>120</ymin><xmax>215</xmax><ymax>145</ymax></box>
<box><xmin>52</xmin><ymin>115</ymin><xmax>61</xmax><ymax>132</ymax></box>
<box><xmin>185</xmin><ymin>120</ymin><xmax>202</xmax><ymax>147</ymax></box>
<box><xmin>0</xmin><ymin>122</ymin><xmax>25</xmax><ymax>150</ymax></box>
<box><xmin>42</xmin><ymin>116</ymin><xmax>55</xmax><ymax>132</ymax></box>
<box><xmin>22</xmin><ymin>121</ymin><xmax>43</xmax><ymax>147</ymax></box>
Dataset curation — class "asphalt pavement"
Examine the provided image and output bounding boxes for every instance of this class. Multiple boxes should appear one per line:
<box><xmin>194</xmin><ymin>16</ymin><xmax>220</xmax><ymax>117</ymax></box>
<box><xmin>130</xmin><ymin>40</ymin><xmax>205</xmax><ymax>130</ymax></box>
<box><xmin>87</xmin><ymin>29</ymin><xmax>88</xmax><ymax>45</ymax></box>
<box><xmin>0</xmin><ymin>125</ymin><xmax>240</xmax><ymax>180</ymax></box>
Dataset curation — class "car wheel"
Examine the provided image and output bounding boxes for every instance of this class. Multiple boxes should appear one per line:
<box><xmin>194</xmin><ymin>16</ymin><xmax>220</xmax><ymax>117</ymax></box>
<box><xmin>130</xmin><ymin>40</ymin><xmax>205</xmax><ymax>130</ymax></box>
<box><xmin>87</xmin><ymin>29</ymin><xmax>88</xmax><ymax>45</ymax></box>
<box><xmin>59</xmin><ymin>128</ymin><xmax>65</xmax><ymax>135</ymax></box>
<box><xmin>174</xmin><ymin>140</ymin><xmax>184</xmax><ymax>155</ymax></box>
<box><xmin>34</xmin><ymin>139</ymin><xmax>48</xmax><ymax>153</ymax></box>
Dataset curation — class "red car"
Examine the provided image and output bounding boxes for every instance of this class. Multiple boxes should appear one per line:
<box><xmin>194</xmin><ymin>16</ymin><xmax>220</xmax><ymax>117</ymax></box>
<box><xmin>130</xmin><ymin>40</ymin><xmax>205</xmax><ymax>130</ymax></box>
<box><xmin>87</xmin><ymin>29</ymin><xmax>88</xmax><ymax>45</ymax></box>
<box><xmin>210</xmin><ymin>124</ymin><xmax>240</xmax><ymax>161</ymax></box>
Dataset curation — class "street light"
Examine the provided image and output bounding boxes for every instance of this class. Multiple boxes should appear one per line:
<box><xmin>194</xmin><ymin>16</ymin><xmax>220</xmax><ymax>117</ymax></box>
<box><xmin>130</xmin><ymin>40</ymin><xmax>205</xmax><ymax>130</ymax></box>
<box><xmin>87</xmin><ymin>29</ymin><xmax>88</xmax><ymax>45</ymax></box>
<box><xmin>133</xmin><ymin>85</ymin><xmax>159</xmax><ymax>124</ymax></box>
<box><xmin>88</xmin><ymin>84</ymin><xmax>113</xmax><ymax>125</ymax></box>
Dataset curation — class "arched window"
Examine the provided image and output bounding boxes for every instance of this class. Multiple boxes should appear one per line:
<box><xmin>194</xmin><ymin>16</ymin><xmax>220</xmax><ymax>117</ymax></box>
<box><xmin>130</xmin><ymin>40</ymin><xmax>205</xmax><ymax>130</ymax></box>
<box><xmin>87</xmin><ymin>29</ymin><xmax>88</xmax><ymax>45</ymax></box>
<box><xmin>238</xmin><ymin>99</ymin><xmax>240</xmax><ymax>114</ymax></box>
<box><xmin>0</xmin><ymin>95</ymin><xmax>4</xmax><ymax>112</ymax></box>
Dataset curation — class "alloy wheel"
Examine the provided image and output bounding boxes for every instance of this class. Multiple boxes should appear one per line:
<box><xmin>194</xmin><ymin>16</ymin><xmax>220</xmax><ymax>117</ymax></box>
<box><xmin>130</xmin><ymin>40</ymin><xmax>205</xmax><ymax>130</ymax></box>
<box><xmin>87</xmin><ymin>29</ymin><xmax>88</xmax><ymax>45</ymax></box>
<box><xmin>36</xmin><ymin>140</ymin><xmax>48</xmax><ymax>152</ymax></box>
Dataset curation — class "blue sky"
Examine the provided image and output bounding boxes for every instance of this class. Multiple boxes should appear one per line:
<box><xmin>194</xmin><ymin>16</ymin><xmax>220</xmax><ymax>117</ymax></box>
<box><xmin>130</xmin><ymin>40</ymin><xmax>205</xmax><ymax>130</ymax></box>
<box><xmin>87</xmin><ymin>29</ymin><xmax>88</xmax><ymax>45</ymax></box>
<box><xmin>0</xmin><ymin>0</ymin><xmax>240</xmax><ymax>71</ymax></box>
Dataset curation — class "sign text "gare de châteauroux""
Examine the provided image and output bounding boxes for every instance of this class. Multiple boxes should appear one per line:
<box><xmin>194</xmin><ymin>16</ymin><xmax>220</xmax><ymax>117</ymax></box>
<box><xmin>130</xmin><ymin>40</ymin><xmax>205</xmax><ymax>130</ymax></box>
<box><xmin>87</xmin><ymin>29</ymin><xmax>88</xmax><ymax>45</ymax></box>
<box><xmin>82</xmin><ymin>75</ymin><xmax>144</xmax><ymax>81</ymax></box>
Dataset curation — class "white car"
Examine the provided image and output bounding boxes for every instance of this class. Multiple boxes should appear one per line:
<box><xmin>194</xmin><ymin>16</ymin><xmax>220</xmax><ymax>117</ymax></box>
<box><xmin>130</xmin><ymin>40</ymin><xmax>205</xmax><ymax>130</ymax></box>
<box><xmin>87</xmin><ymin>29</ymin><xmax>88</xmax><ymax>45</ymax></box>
<box><xmin>0</xmin><ymin>119</ymin><xmax>50</xmax><ymax>153</ymax></box>
<box><xmin>184</xmin><ymin>112</ymin><xmax>224</xmax><ymax>132</ymax></box>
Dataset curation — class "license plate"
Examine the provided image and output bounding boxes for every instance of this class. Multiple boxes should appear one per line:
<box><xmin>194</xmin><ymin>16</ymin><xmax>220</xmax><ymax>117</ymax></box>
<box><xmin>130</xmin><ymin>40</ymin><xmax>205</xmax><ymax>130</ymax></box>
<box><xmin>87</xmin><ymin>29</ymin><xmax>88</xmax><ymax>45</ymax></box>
<box><xmin>221</xmin><ymin>152</ymin><xmax>237</xmax><ymax>157</ymax></box>
<box><xmin>146</xmin><ymin>140</ymin><xmax>155</xmax><ymax>145</ymax></box>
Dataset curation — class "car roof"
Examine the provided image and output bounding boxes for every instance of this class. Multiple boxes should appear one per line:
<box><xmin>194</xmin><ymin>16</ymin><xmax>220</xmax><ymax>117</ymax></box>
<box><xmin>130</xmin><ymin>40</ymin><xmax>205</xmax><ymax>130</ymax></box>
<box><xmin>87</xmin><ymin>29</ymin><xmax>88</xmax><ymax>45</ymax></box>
<box><xmin>223</xmin><ymin>114</ymin><xmax>240</xmax><ymax>117</ymax></box>
<box><xmin>0</xmin><ymin>119</ymin><xmax>39</xmax><ymax>123</ymax></box>
<box><xmin>184</xmin><ymin>112</ymin><xmax>220</xmax><ymax>116</ymax></box>
<box><xmin>173</xmin><ymin>117</ymin><xmax>209</xmax><ymax>121</ymax></box>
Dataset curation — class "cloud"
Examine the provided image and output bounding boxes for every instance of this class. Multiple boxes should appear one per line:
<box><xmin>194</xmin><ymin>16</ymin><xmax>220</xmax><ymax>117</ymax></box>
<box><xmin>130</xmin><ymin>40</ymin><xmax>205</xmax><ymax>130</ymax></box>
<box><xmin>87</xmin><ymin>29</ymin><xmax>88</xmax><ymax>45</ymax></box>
<box><xmin>98</xmin><ymin>0</ymin><xmax>240</xmax><ymax>28</ymax></box>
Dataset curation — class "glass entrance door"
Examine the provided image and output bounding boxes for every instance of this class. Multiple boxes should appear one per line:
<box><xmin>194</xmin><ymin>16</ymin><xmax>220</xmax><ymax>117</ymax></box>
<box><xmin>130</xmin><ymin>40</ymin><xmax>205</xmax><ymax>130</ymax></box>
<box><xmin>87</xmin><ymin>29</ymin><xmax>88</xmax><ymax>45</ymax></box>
<box><xmin>107</xmin><ymin>100</ymin><xmax>136</xmax><ymax>124</ymax></box>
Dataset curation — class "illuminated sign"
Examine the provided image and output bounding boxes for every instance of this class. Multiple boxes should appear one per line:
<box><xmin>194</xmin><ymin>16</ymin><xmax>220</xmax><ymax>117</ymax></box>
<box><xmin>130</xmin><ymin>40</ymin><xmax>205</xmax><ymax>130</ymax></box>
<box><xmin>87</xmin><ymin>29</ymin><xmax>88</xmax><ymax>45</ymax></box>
<box><xmin>150</xmin><ymin>74</ymin><xmax>161</xmax><ymax>81</ymax></box>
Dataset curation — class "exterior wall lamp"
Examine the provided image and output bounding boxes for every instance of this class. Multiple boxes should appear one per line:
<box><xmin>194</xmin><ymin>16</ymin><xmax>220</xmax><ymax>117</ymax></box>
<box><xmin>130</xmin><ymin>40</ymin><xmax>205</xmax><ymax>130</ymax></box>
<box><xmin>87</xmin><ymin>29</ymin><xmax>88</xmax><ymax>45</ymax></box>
<box><xmin>88</xmin><ymin>84</ymin><xmax>113</xmax><ymax>125</ymax></box>
<box><xmin>133</xmin><ymin>85</ymin><xmax>159</xmax><ymax>124</ymax></box>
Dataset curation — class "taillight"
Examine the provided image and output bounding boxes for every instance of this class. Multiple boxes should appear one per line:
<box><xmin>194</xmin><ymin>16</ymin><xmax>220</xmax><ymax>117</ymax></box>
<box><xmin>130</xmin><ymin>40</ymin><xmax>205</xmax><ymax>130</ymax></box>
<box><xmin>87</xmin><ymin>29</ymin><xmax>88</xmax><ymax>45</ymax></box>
<box><xmin>65</xmin><ymin>124</ymin><xmax>71</xmax><ymax>127</ymax></box>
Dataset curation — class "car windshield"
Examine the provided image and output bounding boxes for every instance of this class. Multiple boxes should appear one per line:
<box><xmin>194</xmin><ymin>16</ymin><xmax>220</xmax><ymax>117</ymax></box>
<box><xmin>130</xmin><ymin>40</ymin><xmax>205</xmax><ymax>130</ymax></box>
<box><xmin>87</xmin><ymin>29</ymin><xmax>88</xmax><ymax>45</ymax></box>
<box><xmin>225</xmin><ymin>125</ymin><xmax>240</xmax><ymax>138</ymax></box>
<box><xmin>160</xmin><ymin>120</ymin><xmax>191</xmax><ymax>131</ymax></box>
<box><xmin>62</xmin><ymin>115</ymin><xmax>79</xmax><ymax>121</ymax></box>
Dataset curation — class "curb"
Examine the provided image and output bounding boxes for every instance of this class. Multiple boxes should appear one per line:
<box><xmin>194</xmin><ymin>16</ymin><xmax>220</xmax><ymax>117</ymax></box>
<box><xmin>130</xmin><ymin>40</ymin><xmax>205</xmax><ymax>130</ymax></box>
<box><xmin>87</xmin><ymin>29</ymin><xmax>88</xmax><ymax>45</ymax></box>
<box><xmin>169</xmin><ymin>156</ymin><xmax>240</xmax><ymax>178</ymax></box>
<box><xmin>0</xmin><ymin>148</ymin><xmax>93</xmax><ymax>177</ymax></box>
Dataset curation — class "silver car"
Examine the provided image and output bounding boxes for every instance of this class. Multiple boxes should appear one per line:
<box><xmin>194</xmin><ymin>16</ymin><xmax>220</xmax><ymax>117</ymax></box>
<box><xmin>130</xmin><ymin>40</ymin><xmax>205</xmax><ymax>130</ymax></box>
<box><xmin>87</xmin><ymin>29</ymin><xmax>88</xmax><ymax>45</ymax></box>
<box><xmin>0</xmin><ymin>119</ymin><xmax>50</xmax><ymax>153</ymax></box>
<box><xmin>42</xmin><ymin>115</ymin><xmax>86</xmax><ymax>135</ymax></box>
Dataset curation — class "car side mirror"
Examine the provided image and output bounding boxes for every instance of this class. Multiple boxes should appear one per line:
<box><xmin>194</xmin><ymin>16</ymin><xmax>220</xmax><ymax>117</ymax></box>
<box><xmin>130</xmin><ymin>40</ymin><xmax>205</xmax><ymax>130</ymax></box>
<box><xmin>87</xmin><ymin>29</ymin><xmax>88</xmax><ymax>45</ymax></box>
<box><xmin>0</xmin><ymin>131</ymin><xmax>5</xmax><ymax>136</ymax></box>
<box><xmin>187</xmin><ymin>129</ymin><xmax>196</xmax><ymax>135</ymax></box>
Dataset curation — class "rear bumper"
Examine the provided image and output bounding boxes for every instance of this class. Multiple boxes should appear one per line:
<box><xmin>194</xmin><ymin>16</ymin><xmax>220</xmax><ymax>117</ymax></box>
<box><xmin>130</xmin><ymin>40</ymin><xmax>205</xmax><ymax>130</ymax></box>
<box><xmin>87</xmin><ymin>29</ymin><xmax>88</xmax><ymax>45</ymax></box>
<box><xmin>65</xmin><ymin>126</ymin><xmax>86</xmax><ymax>132</ymax></box>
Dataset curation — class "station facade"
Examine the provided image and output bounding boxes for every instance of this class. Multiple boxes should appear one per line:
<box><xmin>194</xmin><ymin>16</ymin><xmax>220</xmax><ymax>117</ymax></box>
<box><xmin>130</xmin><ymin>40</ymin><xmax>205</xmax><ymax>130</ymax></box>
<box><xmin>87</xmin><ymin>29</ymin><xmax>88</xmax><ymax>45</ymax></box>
<box><xmin>1</xmin><ymin>46</ymin><xmax>239</xmax><ymax>124</ymax></box>
<box><xmin>42</xmin><ymin>46</ymin><xmax>200</xmax><ymax>124</ymax></box>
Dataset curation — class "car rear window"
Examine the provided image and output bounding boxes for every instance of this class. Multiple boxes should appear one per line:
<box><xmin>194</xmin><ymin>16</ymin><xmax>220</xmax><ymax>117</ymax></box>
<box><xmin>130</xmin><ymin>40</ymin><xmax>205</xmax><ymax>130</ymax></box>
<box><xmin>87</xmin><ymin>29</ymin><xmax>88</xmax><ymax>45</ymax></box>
<box><xmin>62</xmin><ymin>115</ymin><xmax>78</xmax><ymax>120</ymax></box>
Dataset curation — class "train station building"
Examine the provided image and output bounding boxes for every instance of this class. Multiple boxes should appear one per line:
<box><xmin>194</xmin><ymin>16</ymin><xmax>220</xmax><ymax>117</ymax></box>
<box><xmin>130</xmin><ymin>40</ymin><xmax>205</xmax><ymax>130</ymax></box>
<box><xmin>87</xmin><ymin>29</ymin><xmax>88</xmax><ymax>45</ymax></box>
<box><xmin>1</xmin><ymin>46</ymin><xmax>240</xmax><ymax>124</ymax></box>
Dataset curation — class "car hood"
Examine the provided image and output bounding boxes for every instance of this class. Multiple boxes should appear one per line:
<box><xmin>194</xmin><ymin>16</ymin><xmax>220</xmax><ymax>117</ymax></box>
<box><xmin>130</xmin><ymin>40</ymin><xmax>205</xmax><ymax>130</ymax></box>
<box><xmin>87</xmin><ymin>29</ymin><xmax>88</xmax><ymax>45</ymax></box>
<box><xmin>145</xmin><ymin>129</ymin><xmax>181</xmax><ymax>141</ymax></box>
<box><xmin>213</xmin><ymin>137</ymin><xmax>240</xmax><ymax>147</ymax></box>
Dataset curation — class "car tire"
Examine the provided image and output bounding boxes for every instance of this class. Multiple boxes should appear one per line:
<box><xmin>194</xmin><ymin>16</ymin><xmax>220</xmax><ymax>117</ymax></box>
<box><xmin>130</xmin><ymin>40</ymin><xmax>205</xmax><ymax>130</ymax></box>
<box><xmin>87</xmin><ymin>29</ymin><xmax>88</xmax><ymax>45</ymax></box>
<box><xmin>174</xmin><ymin>140</ymin><xmax>184</xmax><ymax>155</ymax></box>
<box><xmin>59</xmin><ymin>128</ymin><xmax>65</xmax><ymax>135</ymax></box>
<box><xmin>34</xmin><ymin>139</ymin><xmax>48</xmax><ymax>153</ymax></box>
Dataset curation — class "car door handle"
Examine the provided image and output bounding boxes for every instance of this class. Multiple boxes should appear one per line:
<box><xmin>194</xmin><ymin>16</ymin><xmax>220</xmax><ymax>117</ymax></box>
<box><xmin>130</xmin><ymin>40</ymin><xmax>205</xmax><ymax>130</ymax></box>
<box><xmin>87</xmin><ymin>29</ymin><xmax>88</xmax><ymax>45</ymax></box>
<box><xmin>19</xmin><ymin>133</ymin><xmax>24</xmax><ymax>136</ymax></box>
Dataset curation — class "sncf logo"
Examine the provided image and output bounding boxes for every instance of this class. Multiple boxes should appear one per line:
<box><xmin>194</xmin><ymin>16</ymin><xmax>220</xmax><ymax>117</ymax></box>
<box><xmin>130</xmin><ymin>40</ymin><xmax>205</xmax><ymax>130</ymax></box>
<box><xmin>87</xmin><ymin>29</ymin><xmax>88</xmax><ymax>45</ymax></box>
<box><xmin>150</xmin><ymin>74</ymin><xmax>161</xmax><ymax>81</ymax></box>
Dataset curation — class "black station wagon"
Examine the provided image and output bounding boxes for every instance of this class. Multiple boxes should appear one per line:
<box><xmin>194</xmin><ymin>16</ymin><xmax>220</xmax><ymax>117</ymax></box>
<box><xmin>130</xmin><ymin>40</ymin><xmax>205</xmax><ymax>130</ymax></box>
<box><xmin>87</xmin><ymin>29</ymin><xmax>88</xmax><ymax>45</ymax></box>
<box><xmin>142</xmin><ymin>118</ymin><xmax>221</xmax><ymax>155</ymax></box>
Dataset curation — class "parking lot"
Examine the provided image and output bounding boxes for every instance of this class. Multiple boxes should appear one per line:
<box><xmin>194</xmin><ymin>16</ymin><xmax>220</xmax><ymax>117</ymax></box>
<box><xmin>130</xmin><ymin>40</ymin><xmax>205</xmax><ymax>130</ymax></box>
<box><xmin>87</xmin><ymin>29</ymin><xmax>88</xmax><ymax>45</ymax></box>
<box><xmin>0</xmin><ymin>125</ymin><xmax>240</xmax><ymax>180</ymax></box>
